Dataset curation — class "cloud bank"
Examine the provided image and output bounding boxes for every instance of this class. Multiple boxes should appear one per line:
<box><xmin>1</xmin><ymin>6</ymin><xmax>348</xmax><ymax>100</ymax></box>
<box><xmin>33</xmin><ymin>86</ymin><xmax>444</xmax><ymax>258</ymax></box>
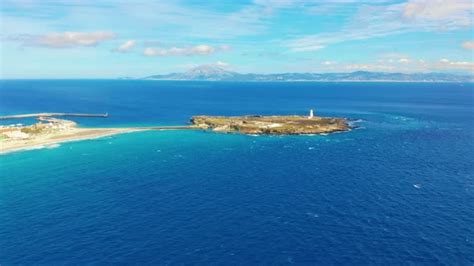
<box><xmin>34</xmin><ymin>31</ymin><xmax>116</xmax><ymax>48</ymax></box>
<box><xmin>143</xmin><ymin>45</ymin><xmax>230</xmax><ymax>57</ymax></box>
<box><xmin>6</xmin><ymin>31</ymin><xmax>117</xmax><ymax>48</ymax></box>
<box><xmin>462</xmin><ymin>41</ymin><xmax>474</xmax><ymax>50</ymax></box>
<box><xmin>317</xmin><ymin>54</ymin><xmax>474</xmax><ymax>73</ymax></box>
<box><xmin>287</xmin><ymin>0</ymin><xmax>473</xmax><ymax>52</ymax></box>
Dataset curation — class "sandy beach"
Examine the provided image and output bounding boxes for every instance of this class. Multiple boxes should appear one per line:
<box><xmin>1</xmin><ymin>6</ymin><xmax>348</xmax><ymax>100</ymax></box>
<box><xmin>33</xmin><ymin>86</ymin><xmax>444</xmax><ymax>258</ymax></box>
<box><xmin>0</xmin><ymin>112</ymin><xmax>349</xmax><ymax>155</ymax></box>
<box><xmin>0</xmin><ymin>127</ymin><xmax>145</xmax><ymax>155</ymax></box>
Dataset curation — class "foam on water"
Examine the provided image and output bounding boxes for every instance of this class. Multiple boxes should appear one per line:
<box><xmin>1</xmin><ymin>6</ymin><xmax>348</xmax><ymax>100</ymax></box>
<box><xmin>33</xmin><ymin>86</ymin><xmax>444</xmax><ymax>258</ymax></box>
<box><xmin>45</xmin><ymin>143</ymin><xmax>60</xmax><ymax>149</ymax></box>
<box><xmin>0</xmin><ymin>81</ymin><xmax>473</xmax><ymax>264</ymax></box>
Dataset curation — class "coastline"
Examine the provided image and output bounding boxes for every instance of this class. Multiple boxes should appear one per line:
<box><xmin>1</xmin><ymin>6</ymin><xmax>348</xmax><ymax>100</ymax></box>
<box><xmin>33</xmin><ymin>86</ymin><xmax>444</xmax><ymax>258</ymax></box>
<box><xmin>0</xmin><ymin>127</ymin><xmax>146</xmax><ymax>155</ymax></box>
<box><xmin>0</xmin><ymin>113</ymin><xmax>351</xmax><ymax>155</ymax></box>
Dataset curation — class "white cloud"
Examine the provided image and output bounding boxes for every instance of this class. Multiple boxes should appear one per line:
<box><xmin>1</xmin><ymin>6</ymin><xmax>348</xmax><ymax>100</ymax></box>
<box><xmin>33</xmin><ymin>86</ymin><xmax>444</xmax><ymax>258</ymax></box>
<box><xmin>215</xmin><ymin>61</ymin><xmax>230</xmax><ymax>67</ymax></box>
<box><xmin>398</xmin><ymin>58</ymin><xmax>411</xmax><ymax>63</ymax></box>
<box><xmin>286</xmin><ymin>0</ymin><xmax>473</xmax><ymax>52</ymax></box>
<box><xmin>177</xmin><ymin>61</ymin><xmax>232</xmax><ymax>71</ymax></box>
<box><xmin>377</xmin><ymin>53</ymin><xmax>414</xmax><ymax>64</ymax></box>
<box><xmin>342</xmin><ymin>63</ymin><xmax>397</xmax><ymax>72</ymax></box>
<box><xmin>0</xmin><ymin>1</ymin><xmax>269</xmax><ymax>44</ymax></box>
<box><xmin>462</xmin><ymin>40</ymin><xmax>474</xmax><ymax>50</ymax></box>
<box><xmin>119</xmin><ymin>2</ymin><xmax>267</xmax><ymax>39</ymax></box>
<box><xmin>143</xmin><ymin>47</ymin><xmax>159</xmax><ymax>56</ymax></box>
<box><xmin>435</xmin><ymin>58</ymin><xmax>474</xmax><ymax>71</ymax></box>
<box><xmin>116</xmin><ymin>40</ymin><xmax>136</xmax><ymax>52</ymax></box>
<box><xmin>218</xmin><ymin>45</ymin><xmax>233</xmax><ymax>51</ymax></box>
<box><xmin>289</xmin><ymin>43</ymin><xmax>326</xmax><ymax>52</ymax></box>
<box><xmin>197</xmin><ymin>61</ymin><xmax>233</xmax><ymax>71</ymax></box>
<box><xmin>142</xmin><ymin>44</ymin><xmax>231</xmax><ymax>57</ymax></box>
<box><xmin>253</xmin><ymin>0</ymin><xmax>294</xmax><ymax>14</ymax></box>
<box><xmin>31</xmin><ymin>31</ymin><xmax>116</xmax><ymax>48</ymax></box>
<box><xmin>312</xmin><ymin>54</ymin><xmax>473</xmax><ymax>73</ymax></box>
<box><xmin>403</xmin><ymin>0</ymin><xmax>472</xmax><ymax>23</ymax></box>
<box><xmin>192</xmin><ymin>44</ymin><xmax>215</xmax><ymax>55</ymax></box>
<box><xmin>321</xmin><ymin>60</ymin><xmax>336</xmax><ymax>65</ymax></box>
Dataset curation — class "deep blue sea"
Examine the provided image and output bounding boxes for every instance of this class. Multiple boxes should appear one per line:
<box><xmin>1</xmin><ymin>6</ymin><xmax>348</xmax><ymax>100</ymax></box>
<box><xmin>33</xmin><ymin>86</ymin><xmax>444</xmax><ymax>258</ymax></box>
<box><xmin>0</xmin><ymin>80</ymin><xmax>473</xmax><ymax>264</ymax></box>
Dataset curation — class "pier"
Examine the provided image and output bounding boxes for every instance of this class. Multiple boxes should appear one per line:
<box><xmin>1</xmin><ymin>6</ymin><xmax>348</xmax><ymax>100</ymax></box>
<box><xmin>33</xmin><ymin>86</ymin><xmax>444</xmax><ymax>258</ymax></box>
<box><xmin>0</xmin><ymin>112</ymin><xmax>199</xmax><ymax>131</ymax></box>
<box><xmin>0</xmin><ymin>113</ymin><xmax>108</xmax><ymax>120</ymax></box>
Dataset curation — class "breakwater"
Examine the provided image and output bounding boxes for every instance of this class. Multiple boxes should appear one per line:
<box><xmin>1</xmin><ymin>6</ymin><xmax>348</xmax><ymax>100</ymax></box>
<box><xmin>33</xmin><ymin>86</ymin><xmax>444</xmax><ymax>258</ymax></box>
<box><xmin>0</xmin><ymin>113</ymin><xmax>108</xmax><ymax>120</ymax></box>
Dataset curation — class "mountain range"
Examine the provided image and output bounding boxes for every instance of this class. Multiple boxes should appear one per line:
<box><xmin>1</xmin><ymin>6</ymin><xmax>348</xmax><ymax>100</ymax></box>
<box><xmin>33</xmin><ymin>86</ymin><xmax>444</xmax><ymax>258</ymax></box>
<box><xmin>141</xmin><ymin>65</ymin><xmax>473</xmax><ymax>82</ymax></box>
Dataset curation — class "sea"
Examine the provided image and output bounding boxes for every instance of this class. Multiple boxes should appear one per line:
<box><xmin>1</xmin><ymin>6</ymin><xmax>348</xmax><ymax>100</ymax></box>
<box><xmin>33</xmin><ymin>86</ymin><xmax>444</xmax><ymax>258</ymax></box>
<box><xmin>0</xmin><ymin>80</ymin><xmax>473</xmax><ymax>264</ymax></box>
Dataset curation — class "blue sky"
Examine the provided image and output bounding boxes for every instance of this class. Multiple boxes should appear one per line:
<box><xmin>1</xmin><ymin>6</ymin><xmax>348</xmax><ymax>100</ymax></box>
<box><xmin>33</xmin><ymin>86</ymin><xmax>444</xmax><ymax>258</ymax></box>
<box><xmin>1</xmin><ymin>0</ymin><xmax>473</xmax><ymax>78</ymax></box>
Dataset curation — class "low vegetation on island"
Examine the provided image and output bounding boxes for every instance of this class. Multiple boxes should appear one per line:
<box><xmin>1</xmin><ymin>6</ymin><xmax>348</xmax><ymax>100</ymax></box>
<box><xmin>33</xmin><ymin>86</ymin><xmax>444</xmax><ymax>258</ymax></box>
<box><xmin>0</xmin><ymin>111</ymin><xmax>351</xmax><ymax>154</ymax></box>
<box><xmin>191</xmin><ymin>112</ymin><xmax>350</xmax><ymax>135</ymax></box>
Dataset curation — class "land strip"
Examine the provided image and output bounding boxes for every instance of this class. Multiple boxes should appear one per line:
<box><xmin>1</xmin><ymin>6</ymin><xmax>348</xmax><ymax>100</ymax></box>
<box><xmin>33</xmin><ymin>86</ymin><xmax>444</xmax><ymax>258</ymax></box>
<box><xmin>1</xmin><ymin>112</ymin><xmax>350</xmax><ymax>154</ymax></box>
<box><xmin>0</xmin><ymin>113</ymin><xmax>108</xmax><ymax>120</ymax></box>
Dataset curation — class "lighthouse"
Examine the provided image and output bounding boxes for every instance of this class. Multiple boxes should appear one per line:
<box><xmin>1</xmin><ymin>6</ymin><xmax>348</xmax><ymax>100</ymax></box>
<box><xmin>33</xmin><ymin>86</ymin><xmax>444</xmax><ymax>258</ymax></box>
<box><xmin>308</xmin><ymin>109</ymin><xmax>314</xmax><ymax>119</ymax></box>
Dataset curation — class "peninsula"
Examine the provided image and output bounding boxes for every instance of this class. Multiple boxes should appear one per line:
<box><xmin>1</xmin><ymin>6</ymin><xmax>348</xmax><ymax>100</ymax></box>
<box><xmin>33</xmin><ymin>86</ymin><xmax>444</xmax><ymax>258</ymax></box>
<box><xmin>0</xmin><ymin>111</ymin><xmax>350</xmax><ymax>154</ymax></box>
<box><xmin>0</xmin><ymin>117</ymin><xmax>143</xmax><ymax>154</ymax></box>
<box><xmin>0</xmin><ymin>114</ymin><xmax>190</xmax><ymax>154</ymax></box>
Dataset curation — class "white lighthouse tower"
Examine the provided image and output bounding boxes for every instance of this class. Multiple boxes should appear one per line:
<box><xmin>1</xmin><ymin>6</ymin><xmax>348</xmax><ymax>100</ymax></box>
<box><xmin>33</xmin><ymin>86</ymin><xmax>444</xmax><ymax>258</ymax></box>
<box><xmin>308</xmin><ymin>109</ymin><xmax>314</xmax><ymax>119</ymax></box>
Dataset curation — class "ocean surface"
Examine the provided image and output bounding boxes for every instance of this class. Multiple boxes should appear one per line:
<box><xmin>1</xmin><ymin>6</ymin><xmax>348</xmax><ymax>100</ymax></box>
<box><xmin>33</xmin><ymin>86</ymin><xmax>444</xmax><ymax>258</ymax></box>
<box><xmin>0</xmin><ymin>80</ymin><xmax>473</xmax><ymax>264</ymax></box>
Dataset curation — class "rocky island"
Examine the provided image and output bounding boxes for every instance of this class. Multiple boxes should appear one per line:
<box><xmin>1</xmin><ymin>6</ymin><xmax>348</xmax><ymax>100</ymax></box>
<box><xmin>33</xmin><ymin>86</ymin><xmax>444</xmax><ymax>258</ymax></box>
<box><xmin>0</xmin><ymin>111</ymin><xmax>351</xmax><ymax>154</ymax></box>
<box><xmin>191</xmin><ymin>111</ymin><xmax>350</xmax><ymax>135</ymax></box>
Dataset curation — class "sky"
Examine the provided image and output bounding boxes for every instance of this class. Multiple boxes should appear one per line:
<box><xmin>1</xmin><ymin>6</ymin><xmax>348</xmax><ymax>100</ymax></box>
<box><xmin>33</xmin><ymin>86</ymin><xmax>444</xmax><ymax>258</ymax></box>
<box><xmin>1</xmin><ymin>0</ymin><xmax>473</xmax><ymax>78</ymax></box>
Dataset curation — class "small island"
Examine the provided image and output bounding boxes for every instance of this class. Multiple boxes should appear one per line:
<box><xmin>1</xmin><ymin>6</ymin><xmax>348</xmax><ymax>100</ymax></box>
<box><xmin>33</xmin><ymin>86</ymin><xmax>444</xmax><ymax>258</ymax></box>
<box><xmin>0</xmin><ymin>111</ymin><xmax>351</xmax><ymax>154</ymax></box>
<box><xmin>191</xmin><ymin>110</ymin><xmax>350</xmax><ymax>135</ymax></box>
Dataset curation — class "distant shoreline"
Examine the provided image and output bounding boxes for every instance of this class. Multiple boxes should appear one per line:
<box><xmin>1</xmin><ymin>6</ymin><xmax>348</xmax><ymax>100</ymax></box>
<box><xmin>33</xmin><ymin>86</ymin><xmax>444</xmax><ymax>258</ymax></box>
<box><xmin>139</xmin><ymin>67</ymin><xmax>473</xmax><ymax>83</ymax></box>
<box><xmin>140</xmin><ymin>79</ymin><xmax>473</xmax><ymax>83</ymax></box>
<box><xmin>1</xmin><ymin>79</ymin><xmax>473</xmax><ymax>83</ymax></box>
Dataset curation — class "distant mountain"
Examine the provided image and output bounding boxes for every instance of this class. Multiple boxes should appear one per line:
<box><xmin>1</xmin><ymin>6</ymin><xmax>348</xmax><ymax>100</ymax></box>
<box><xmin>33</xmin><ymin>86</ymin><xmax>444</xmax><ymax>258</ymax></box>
<box><xmin>142</xmin><ymin>66</ymin><xmax>473</xmax><ymax>82</ymax></box>
<box><xmin>144</xmin><ymin>65</ymin><xmax>241</xmax><ymax>81</ymax></box>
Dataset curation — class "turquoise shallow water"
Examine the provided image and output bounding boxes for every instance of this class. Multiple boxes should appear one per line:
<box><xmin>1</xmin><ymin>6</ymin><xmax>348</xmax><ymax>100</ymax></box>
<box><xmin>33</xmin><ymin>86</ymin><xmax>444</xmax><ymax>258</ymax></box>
<box><xmin>0</xmin><ymin>81</ymin><xmax>473</xmax><ymax>264</ymax></box>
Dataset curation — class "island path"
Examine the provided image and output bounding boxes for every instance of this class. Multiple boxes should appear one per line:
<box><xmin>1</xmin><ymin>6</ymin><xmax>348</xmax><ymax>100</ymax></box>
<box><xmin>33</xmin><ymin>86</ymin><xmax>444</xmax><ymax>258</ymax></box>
<box><xmin>0</xmin><ymin>126</ymin><xmax>199</xmax><ymax>155</ymax></box>
<box><xmin>0</xmin><ymin>112</ymin><xmax>350</xmax><ymax>154</ymax></box>
<box><xmin>0</xmin><ymin>112</ymin><xmax>198</xmax><ymax>155</ymax></box>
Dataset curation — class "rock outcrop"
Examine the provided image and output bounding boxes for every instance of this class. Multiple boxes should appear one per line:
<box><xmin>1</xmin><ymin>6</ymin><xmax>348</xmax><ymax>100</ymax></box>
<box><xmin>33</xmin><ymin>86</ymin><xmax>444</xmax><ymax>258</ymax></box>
<box><xmin>191</xmin><ymin>115</ymin><xmax>350</xmax><ymax>135</ymax></box>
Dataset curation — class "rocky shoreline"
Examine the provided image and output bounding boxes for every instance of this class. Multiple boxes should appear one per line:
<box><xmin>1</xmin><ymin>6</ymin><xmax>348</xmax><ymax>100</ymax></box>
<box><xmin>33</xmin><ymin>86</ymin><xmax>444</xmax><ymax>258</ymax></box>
<box><xmin>191</xmin><ymin>115</ymin><xmax>350</xmax><ymax>135</ymax></box>
<box><xmin>0</xmin><ymin>113</ymin><xmax>352</xmax><ymax>154</ymax></box>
